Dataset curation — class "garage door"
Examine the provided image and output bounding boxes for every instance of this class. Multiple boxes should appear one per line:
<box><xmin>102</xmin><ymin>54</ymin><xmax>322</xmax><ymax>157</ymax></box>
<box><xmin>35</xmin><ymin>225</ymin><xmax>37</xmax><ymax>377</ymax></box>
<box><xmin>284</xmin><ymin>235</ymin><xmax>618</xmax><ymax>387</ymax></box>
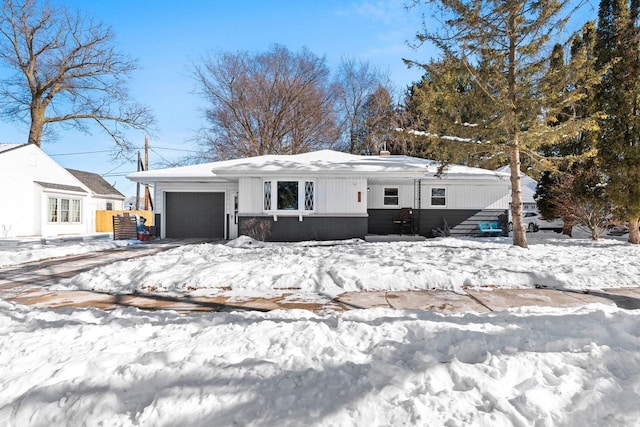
<box><xmin>165</xmin><ymin>192</ymin><xmax>225</xmax><ymax>238</ymax></box>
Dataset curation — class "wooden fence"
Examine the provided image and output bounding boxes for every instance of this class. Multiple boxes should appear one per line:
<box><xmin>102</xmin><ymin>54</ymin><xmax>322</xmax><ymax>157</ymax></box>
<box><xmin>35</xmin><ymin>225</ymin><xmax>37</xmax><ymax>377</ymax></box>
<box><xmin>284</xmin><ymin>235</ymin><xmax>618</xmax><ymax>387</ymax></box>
<box><xmin>95</xmin><ymin>210</ymin><xmax>154</xmax><ymax>232</ymax></box>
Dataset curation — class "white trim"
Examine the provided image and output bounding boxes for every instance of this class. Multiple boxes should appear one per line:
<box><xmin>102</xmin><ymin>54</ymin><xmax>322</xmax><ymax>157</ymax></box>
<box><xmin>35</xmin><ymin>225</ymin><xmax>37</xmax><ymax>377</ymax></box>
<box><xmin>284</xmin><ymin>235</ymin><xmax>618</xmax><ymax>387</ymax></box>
<box><xmin>429</xmin><ymin>186</ymin><xmax>447</xmax><ymax>207</ymax></box>
<box><xmin>383</xmin><ymin>187</ymin><xmax>399</xmax><ymax>207</ymax></box>
<box><xmin>263</xmin><ymin>178</ymin><xmax>316</xmax><ymax>215</ymax></box>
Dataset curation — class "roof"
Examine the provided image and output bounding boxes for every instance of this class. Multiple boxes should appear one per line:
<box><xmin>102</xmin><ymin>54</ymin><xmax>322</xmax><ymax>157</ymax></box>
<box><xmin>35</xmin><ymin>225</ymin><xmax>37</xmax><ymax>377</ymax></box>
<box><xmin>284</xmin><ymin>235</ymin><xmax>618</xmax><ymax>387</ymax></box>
<box><xmin>34</xmin><ymin>181</ymin><xmax>87</xmax><ymax>193</ymax></box>
<box><xmin>66</xmin><ymin>169</ymin><xmax>124</xmax><ymax>198</ymax></box>
<box><xmin>128</xmin><ymin>150</ymin><xmax>510</xmax><ymax>183</ymax></box>
<box><xmin>0</xmin><ymin>143</ymin><xmax>26</xmax><ymax>154</ymax></box>
<box><xmin>496</xmin><ymin>165</ymin><xmax>537</xmax><ymax>203</ymax></box>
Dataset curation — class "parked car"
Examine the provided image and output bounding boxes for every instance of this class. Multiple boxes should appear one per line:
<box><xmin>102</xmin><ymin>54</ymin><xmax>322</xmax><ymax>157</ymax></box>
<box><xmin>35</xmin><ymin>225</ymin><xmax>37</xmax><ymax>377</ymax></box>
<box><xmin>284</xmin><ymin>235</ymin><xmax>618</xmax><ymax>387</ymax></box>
<box><xmin>606</xmin><ymin>223</ymin><xmax>640</xmax><ymax>236</ymax></box>
<box><xmin>509</xmin><ymin>211</ymin><xmax>543</xmax><ymax>233</ymax></box>
<box><xmin>536</xmin><ymin>214</ymin><xmax>564</xmax><ymax>232</ymax></box>
<box><xmin>607</xmin><ymin>224</ymin><xmax>629</xmax><ymax>236</ymax></box>
<box><xmin>509</xmin><ymin>211</ymin><xmax>564</xmax><ymax>233</ymax></box>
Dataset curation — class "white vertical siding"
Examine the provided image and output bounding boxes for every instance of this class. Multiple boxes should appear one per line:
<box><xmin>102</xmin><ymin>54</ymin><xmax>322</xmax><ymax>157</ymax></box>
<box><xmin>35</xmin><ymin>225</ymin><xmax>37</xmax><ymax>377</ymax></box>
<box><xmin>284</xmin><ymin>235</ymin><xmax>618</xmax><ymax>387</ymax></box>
<box><xmin>367</xmin><ymin>184</ymin><xmax>415</xmax><ymax>209</ymax></box>
<box><xmin>238</xmin><ymin>178</ymin><xmax>263</xmax><ymax>214</ymax></box>
<box><xmin>316</xmin><ymin>177</ymin><xmax>367</xmax><ymax>214</ymax></box>
<box><xmin>238</xmin><ymin>177</ymin><xmax>368</xmax><ymax>216</ymax></box>
<box><xmin>367</xmin><ymin>180</ymin><xmax>510</xmax><ymax>210</ymax></box>
<box><xmin>420</xmin><ymin>180</ymin><xmax>510</xmax><ymax>209</ymax></box>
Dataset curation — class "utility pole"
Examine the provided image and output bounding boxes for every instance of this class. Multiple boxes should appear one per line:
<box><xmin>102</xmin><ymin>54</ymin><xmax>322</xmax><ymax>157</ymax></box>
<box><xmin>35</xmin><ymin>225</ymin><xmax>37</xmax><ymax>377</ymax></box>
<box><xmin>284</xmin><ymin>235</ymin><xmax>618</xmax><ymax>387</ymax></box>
<box><xmin>135</xmin><ymin>151</ymin><xmax>141</xmax><ymax>210</ymax></box>
<box><xmin>144</xmin><ymin>135</ymin><xmax>150</xmax><ymax>210</ymax></box>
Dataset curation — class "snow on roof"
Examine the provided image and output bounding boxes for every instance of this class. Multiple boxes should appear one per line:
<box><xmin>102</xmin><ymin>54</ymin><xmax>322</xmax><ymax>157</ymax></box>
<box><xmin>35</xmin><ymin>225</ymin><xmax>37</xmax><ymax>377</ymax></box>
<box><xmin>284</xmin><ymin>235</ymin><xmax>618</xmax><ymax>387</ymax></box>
<box><xmin>0</xmin><ymin>143</ymin><xmax>25</xmax><ymax>154</ymax></box>
<box><xmin>496</xmin><ymin>165</ymin><xmax>537</xmax><ymax>202</ymax></box>
<box><xmin>128</xmin><ymin>150</ymin><xmax>509</xmax><ymax>182</ymax></box>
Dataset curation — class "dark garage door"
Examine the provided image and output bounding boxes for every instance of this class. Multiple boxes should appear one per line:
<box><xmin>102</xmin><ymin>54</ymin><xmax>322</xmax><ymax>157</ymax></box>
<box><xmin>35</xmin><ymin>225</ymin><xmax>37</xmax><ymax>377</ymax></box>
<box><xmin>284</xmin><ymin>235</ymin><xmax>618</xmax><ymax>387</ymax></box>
<box><xmin>165</xmin><ymin>192</ymin><xmax>225</xmax><ymax>238</ymax></box>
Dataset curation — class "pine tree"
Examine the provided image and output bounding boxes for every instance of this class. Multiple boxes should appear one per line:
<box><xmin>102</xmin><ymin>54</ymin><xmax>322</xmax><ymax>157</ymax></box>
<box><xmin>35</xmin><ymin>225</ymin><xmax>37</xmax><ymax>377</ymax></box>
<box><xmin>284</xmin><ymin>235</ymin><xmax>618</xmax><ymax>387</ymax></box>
<box><xmin>402</xmin><ymin>55</ymin><xmax>503</xmax><ymax>169</ymax></box>
<box><xmin>596</xmin><ymin>0</ymin><xmax>640</xmax><ymax>244</ymax></box>
<box><xmin>408</xmin><ymin>0</ymin><xmax>578</xmax><ymax>248</ymax></box>
<box><xmin>534</xmin><ymin>23</ymin><xmax>603</xmax><ymax>236</ymax></box>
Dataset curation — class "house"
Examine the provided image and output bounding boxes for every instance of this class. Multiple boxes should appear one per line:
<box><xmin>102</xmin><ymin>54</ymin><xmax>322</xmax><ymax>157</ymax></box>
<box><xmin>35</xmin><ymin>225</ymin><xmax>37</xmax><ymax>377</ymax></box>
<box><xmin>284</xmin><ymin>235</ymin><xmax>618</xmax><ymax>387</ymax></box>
<box><xmin>496</xmin><ymin>165</ymin><xmax>539</xmax><ymax>212</ymax></box>
<box><xmin>127</xmin><ymin>150</ymin><xmax>511</xmax><ymax>241</ymax></box>
<box><xmin>0</xmin><ymin>143</ymin><xmax>124</xmax><ymax>238</ymax></box>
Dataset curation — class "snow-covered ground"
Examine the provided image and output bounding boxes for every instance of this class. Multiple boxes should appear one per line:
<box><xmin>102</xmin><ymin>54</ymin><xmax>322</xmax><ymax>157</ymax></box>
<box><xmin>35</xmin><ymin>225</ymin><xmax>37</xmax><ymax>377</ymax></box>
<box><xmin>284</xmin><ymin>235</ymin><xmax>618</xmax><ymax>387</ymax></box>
<box><xmin>1</xmin><ymin>234</ymin><xmax>640</xmax><ymax>425</ymax></box>
<box><xmin>50</xmin><ymin>234</ymin><xmax>640</xmax><ymax>304</ymax></box>
<box><xmin>1</xmin><ymin>301</ymin><xmax>639</xmax><ymax>426</ymax></box>
<box><xmin>0</xmin><ymin>237</ymin><xmax>134</xmax><ymax>267</ymax></box>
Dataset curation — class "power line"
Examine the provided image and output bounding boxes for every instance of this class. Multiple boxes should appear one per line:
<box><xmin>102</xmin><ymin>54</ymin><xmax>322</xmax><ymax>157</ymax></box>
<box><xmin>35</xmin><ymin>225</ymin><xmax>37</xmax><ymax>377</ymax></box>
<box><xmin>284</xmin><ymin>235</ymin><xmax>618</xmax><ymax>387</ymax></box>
<box><xmin>47</xmin><ymin>146</ymin><xmax>200</xmax><ymax>156</ymax></box>
<box><xmin>49</xmin><ymin>149</ymin><xmax>114</xmax><ymax>156</ymax></box>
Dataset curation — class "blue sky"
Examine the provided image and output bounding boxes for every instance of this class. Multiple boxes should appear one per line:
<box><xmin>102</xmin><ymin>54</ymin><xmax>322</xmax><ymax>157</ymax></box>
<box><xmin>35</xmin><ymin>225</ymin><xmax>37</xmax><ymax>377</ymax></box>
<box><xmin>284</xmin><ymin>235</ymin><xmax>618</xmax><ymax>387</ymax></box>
<box><xmin>0</xmin><ymin>0</ymin><xmax>596</xmax><ymax>196</ymax></box>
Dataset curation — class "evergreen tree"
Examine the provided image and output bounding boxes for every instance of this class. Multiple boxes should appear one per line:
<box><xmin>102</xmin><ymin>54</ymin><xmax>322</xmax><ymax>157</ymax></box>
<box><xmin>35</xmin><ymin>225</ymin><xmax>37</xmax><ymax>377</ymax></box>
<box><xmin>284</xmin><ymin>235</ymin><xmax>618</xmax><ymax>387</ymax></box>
<box><xmin>402</xmin><ymin>56</ymin><xmax>502</xmax><ymax>169</ymax></box>
<box><xmin>534</xmin><ymin>23</ymin><xmax>603</xmax><ymax>236</ymax></box>
<box><xmin>408</xmin><ymin>0</ymin><xmax>578</xmax><ymax>248</ymax></box>
<box><xmin>596</xmin><ymin>0</ymin><xmax>640</xmax><ymax>244</ymax></box>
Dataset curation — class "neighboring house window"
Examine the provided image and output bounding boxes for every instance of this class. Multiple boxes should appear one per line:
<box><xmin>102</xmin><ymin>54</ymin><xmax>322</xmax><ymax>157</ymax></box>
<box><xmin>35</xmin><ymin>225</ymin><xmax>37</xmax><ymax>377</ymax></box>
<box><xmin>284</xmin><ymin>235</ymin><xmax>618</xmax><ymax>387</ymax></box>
<box><xmin>48</xmin><ymin>197</ymin><xmax>82</xmax><ymax>223</ymax></box>
<box><xmin>384</xmin><ymin>188</ymin><xmax>399</xmax><ymax>206</ymax></box>
<box><xmin>264</xmin><ymin>180</ymin><xmax>315</xmax><ymax>212</ymax></box>
<box><xmin>48</xmin><ymin>197</ymin><xmax>58</xmax><ymax>222</ymax></box>
<box><xmin>71</xmin><ymin>200</ymin><xmax>81</xmax><ymax>222</ymax></box>
<box><xmin>60</xmin><ymin>199</ymin><xmax>70</xmax><ymax>222</ymax></box>
<box><xmin>106</xmin><ymin>202</ymin><xmax>113</xmax><ymax>211</ymax></box>
<box><xmin>431</xmin><ymin>188</ymin><xmax>446</xmax><ymax>206</ymax></box>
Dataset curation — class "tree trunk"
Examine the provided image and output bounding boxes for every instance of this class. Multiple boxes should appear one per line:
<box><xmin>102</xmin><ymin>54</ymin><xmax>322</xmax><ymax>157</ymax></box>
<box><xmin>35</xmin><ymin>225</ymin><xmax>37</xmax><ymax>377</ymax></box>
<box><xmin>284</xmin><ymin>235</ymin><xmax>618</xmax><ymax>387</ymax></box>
<box><xmin>507</xmin><ymin>11</ymin><xmax>527</xmax><ymax>249</ymax></box>
<box><xmin>28</xmin><ymin>105</ymin><xmax>45</xmax><ymax>147</ymax></box>
<box><xmin>509</xmin><ymin>142</ymin><xmax>527</xmax><ymax>248</ymax></box>
<box><xmin>629</xmin><ymin>218</ymin><xmax>640</xmax><ymax>244</ymax></box>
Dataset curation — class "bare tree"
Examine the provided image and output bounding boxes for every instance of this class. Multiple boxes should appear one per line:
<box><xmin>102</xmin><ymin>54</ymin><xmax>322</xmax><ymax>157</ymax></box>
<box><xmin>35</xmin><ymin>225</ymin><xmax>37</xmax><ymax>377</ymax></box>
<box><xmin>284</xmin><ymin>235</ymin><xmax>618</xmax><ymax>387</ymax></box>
<box><xmin>543</xmin><ymin>166</ymin><xmax>611</xmax><ymax>240</ymax></box>
<box><xmin>194</xmin><ymin>45</ymin><xmax>339</xmax><ymax>160</ymax></box>
<box><xmin>334</xmin><ymin>57</ymin><xmax>392</xmax><ymax>154</ymax></box>
<box><xmin>0</xmin><ymin>0</ymin><xmax>154</xmax><ymax>151</ymax></box>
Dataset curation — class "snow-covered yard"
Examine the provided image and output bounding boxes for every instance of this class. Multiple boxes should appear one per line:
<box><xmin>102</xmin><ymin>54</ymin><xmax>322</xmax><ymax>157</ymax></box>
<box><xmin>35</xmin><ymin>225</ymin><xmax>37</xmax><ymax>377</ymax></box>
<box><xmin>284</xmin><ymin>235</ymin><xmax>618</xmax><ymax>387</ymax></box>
<box><xmin>0</xmin><ymin>237</ymin><xmax>133</xmax><ymax>268</ymax></box>
<box><xmin>1</xmin><ymin>301</ymin><xmax>639</xmax><ymax>426</ymax></box>
<box><xmin>49</xmin><ymin>234</ymin><xmax>640</xmax><ymax>304</ymax></box>
<box><xmin>1</xmin><ymin>234</ymin><xmax>640</xmax><ymax>426</ymax></box>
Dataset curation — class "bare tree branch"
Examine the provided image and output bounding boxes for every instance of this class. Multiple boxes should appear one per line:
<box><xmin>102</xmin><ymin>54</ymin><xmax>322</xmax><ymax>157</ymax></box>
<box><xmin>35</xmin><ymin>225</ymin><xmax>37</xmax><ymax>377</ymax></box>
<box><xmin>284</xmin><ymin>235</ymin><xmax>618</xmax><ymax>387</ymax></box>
<box><xmin>0</xmin><ymin>0</ymin><xmax>155</xmax><ymax>150</ymax></box>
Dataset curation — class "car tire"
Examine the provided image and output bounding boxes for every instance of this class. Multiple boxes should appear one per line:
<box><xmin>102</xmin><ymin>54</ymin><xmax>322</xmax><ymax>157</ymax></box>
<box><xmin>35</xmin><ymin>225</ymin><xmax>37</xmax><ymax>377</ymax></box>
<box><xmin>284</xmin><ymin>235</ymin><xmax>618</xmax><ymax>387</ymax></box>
<box><xmin>528</xmin><ymin>223</ymin><xmax>536</xmax><ymax>233</ymax></box>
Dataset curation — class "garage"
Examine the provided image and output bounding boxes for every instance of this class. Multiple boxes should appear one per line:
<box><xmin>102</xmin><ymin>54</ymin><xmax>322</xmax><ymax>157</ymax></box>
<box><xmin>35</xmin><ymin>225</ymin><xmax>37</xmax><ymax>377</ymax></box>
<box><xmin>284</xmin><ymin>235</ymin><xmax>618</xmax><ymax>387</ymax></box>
<box><xmin>165</xmin><ymin>192</ymin><xmax>225</xmax><ymax>238</ymax></box>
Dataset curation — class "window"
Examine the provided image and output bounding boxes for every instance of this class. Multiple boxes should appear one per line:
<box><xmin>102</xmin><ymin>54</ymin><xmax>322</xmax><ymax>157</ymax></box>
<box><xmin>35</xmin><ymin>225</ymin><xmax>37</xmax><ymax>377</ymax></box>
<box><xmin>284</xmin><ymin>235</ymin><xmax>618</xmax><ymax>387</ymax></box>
<box><xmin>264</xmin><ymin>181</ymin><xmax>272</xmax><ymax>210</ymax></box>
<box><xmin>60</xmin><ymin>199</ymin><xmax>70</xmax><ymax>222</ymax></box>
<box><xmin>71</xmin><ymin>200</ymin><xmax>81</xmax><ymax>222</ymax></box>
<box><xmin>48</xmin><ymin>197</ymin><xmax>81</xmax><ymax>223</ymax></box>
<box><xmin>277</xmin><ymin>181</ymin><xmax>298</xmax><ymax>210</ymax></box>
<box><xmin>106</xmin><ymin>202</ymin><xmax>113</xmax><ymax>211</ymax></box>
<box><xmin>431</xmin><ymin>188</ymin><xmax>446</xmax><ymax>206</ymax></box>
<box><xmin>48</xmin><ymin>197</ymin><xmax>58</xmax><ymax>222</ymax></box>
<box><xmin>263</xmin><ymin>180</ymin><xmax>314</xmax><ymax>212</ymax></box>
<box><xmin>384</xmin><ymin>188</ymin><xmax>399</xmax><ymax>206</ymax></box>
<box><xmin>304</xmin><ymin>181</ymin><xmax>314</xmax><ymax>210</ymax></box>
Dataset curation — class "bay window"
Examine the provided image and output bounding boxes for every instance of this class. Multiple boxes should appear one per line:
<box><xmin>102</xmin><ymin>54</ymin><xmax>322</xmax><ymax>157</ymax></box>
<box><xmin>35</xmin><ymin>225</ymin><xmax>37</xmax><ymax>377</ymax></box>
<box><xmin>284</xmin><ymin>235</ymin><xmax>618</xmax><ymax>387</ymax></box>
<box><xmin>264</xmin><ymin>180</ymin><xmax>314</xmax><ymax>213</ymax></box>
<box><xmin>48</xmin><ymin>196</ymin><xmax>81</xmax><ymax>223</ymax></box>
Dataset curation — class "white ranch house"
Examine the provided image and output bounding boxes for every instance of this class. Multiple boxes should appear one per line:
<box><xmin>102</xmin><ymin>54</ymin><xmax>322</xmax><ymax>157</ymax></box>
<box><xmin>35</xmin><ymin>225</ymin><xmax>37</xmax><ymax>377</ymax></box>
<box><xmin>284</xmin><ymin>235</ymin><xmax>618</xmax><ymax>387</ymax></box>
<box><xmin>127</xmin><ymin>150</ymin><xmax>511</xmax><ymax>241</ymax></box>
<box><xmin>0</xmin><ymin>144</ymin><xmax>124</xmax><ymax>238</ymax></box>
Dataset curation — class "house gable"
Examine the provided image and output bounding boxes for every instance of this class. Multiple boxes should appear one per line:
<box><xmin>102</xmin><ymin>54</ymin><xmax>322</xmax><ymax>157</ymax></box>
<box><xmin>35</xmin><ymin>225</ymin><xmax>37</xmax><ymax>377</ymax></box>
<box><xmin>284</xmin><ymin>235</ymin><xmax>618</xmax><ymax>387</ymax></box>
<box><xmin>66</xmin><ymin>168</ymin><xmax>124</xmax><ymax>199</ymax></box>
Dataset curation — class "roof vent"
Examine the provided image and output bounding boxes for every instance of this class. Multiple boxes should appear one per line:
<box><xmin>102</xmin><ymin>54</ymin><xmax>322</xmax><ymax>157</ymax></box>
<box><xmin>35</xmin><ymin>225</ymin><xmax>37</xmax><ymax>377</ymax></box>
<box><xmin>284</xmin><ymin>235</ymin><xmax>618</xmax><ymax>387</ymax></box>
<box><xmin>380</xmin><ymin>150</ymin><xmax>390</xmax><ymax>156</ymax></box>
